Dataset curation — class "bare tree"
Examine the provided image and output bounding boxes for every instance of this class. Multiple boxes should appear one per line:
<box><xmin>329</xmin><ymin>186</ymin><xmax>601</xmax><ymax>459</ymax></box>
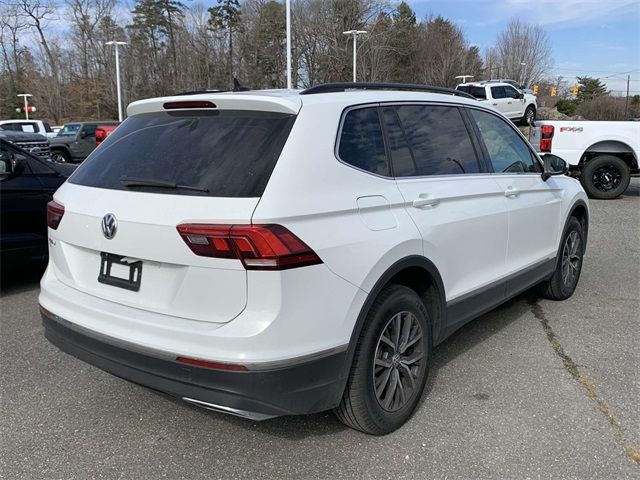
<box><xmin>495</xmin><ymin>19</ymin><xmax>552</xmax><ymax>87</ymax></box>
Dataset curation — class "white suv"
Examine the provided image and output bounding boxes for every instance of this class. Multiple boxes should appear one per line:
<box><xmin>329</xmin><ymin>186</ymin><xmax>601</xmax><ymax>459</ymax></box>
<box><xmin>40</xmin><ymin>83</ymin><xmax>588</xmax><ymax>435</ymax></box>
<box><xmin>456</xmin><ymin>81</ymin><xmax>538</xmax><ymax>125</ymax></box>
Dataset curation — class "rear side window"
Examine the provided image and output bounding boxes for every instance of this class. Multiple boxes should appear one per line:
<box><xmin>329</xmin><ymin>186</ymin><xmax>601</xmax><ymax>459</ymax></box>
<box><xmin>456</xmin><ymin>85</ymin><xmax>487</xmax><ymax>100</ymax></box>
<box><xmin>391</xmin><ymin>105</ymin><xmax>481</xmax><ymax>176</ymax></box>
<box><xmin>70</xmin><ymin>110</ymin><xmax>296</xmax><ymax>197</ymax></box>
<box><xmin>338</xmin><ymin>107</ymin><xmax>389</xmax><ymax>176</ymax></box>
<box><xmin>491</xmin><ymin>86</ymin><xmax>506</xmax><ymax>99</ymax></box>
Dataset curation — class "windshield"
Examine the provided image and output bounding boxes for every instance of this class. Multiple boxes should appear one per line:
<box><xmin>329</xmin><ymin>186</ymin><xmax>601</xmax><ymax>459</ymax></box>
<box><xmin>69</xmin><ymin>110</ymin><xmax>296</xmax><ymax>197</ymax></box>
<box><xmin>456</xmin><ymin>85</ymin><xmax>486</xmax><ymax>100</ymax></box>
<box><xmin>58</xmin><ymin>124</ymin><xmax>81</xmax><ymax>136</ymax></box>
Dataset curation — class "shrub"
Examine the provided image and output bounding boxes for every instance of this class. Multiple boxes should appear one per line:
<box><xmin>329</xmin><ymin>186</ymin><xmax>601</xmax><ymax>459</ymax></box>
<box><xmin>555</xmin><ymin>99</ymin><xmax>577</xmax><ymax>116</ymax></box>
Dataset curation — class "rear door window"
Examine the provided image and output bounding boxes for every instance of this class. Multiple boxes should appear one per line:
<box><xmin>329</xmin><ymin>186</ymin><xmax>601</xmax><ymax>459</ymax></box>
<box><xmin>391</xmin><ymin>105</ymin><xmax>481</xmax><ymax>176</ymax></box>
<box><xmin>491</xmin><ymin>86</ymin><xmax>506</xmax><ymax>99</ymax></box>
<box><xmin>338</xmin><ymin>107</ymin><xmax>389</xmax><ymax>176</ymax></box>
<box><xmin>70</xmin><ymin>110</ymin><xmax>296</xmax><ymax>197</ymax></box>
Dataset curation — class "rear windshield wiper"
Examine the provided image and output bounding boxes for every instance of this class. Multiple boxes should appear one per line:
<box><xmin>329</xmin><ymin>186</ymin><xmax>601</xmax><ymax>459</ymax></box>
<box><xmin>120</xmin><ymin>176</ymin><xmax>209</xmax><ymax>193</ymax></box>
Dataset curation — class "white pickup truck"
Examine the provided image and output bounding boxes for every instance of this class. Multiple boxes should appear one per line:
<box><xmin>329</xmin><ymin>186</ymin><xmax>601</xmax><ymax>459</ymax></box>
<box><xmin>456</xmin><ymin>81</ymin><xmax>538</xmax><ymax>125</ymax></box>
<box><xmin>0</xmin><ymin>119</ymin><xmax>57</xmax><ymax>138</ymax></box>
<box><xmin>529</xmin><ymin>120</ymin><xmax>640</xmax><ymax>199</ymax></box>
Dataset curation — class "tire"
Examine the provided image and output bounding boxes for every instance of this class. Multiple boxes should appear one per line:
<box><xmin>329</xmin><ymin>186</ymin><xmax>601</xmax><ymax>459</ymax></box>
<box><xmin>539</xmin><ymin>217</ymin><xmax>584</xmax><ymax>300</ymax></box>
<box><xmin>51</xmin><ymin>150</ymin><xmax>70</xmax><ymax>163</ymax></box>
<box><xmin>334</xmin><ymin>284</ymin><xmax>431</xmax><ymax>435</ymax></box>
<box><xmin>521</xmin><ymin>105</ymin><xmax>536</xmax><ymax>126</ymax></box>
<box><xmin>580</xmin><ymin>155</ymin><xmax>631</xmax><ymax>200</ymax></box>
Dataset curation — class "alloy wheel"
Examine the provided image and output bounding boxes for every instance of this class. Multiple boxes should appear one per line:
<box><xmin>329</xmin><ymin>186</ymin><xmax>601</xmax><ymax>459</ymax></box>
<box><xmin>592</xmin><ymin>165</ymin><xmax>622</xmax><ymax>192</ymax></box>
<box><xmin>373</xmin><ymin>311</ymin><xmax>424</xmax><ymax>412</ymax></box>
<box><xmin>561</xmin><ymin>230</ymin><xmax>581</xmax><ymax>288</ymax></box>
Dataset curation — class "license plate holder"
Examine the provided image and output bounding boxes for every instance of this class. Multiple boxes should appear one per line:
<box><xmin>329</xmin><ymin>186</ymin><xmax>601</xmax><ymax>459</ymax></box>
<box><xmin>98</xmin><ymin>252</ymin><xmax>142</xmax><ymax>292</ymax></box>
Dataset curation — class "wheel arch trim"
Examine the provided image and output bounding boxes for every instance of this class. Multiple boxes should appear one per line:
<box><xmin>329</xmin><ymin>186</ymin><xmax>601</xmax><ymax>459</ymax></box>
<box><xmin>336</xmin><ymin>256</ymin><xmax>447</xmax><ymax>396</ymax></box>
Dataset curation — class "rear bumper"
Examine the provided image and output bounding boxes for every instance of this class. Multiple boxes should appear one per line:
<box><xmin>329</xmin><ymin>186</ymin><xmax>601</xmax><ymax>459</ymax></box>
<box><xmin>42</xmin><ymin>308</ymin><xmax>349</xmax><ymax>419</ymax></box>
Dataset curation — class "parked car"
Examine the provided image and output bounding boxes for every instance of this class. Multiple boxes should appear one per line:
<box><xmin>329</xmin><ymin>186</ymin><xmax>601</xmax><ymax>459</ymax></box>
<box><xmin>456</xmin><ymin>81</ymin><xmax>537</xmax><ymax>125</ymax></box>
<box><xmin>0</xmin><ymin>129</ymin><xmax>51</xmax><ymax>158</ymax></box>
<box><xmin>1</xmin><ymin>139</ymin><xmax>76</xmax><ymax>269</ymax></box>
<box><xmin>95</xmin><ymin>124</ymin><xmax>118</xmax><ymax>147</ymax></box>
<box><xmin>50</xmin><ymin>121</ymin><xmax>119</xmax><ymax>163</ymax></box>
<box><xmin>0</xmin><ymin>119</ymin><xmax>57</xmax><ymax>138</ymax></box>
<box><xmin>40</xmin><ymin>83</ymin><xmax>588</xmax><ymax>435</ymax></box>
<box><xmin>529</xmin><ymin>120</ymin><xmax>639</xmax><ymax>199</ymax></box>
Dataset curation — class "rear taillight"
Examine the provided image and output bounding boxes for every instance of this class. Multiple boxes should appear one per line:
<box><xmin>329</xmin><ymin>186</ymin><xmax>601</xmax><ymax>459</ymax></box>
<box><xmin>540</xmin><ymin>125</ymin><xmax>554</xmax><ymax>153</ymax></box>
<box><xmin>47</xmin><ymin>200</ymin><xmax>65</xmax><ymax>230</ymax></box>
<box><xmin>177</xmin><ymin>224</ymin><xmax>322</xmax><ymax>271</ymax></box>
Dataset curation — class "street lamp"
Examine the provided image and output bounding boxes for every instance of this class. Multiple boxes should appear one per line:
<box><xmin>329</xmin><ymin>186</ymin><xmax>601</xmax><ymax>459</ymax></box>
<box><xmin>105</xmin><ymin>41</ymin><xmax>127</xmax><ymax>122</ymax></box>
<box><xmin>17</xmin><ymin>94</ymin><xmax>33</xmax><ymax>120</ymax></box>
<box><xmin>454</xmin><ymin>75</ymin><xmax>474</xmax><ymax>84</ymax></box>
<box><xmin>343</xmin><ymin>30</ymin><xmax>367</xmax><ymax>83</ymax></box>
<box><xmin>519</xmin><ymin>62</ymin><xmax>526</xmax><ymax>87</ymax></box>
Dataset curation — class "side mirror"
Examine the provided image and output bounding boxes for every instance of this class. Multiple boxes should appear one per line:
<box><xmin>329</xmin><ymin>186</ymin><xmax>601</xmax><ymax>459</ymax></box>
<box><xmin>0</xmin><ymin>154</ymin><xmax>25</xmax><ymax>178</ymax></box>
<box><xmin>517</xmin><ymin>92</ymin><xmax>524</xmax><ymax>99</ymax></box>
<box><xmin>541</xmin><ymin>154</ymin><xmax>568</xmax><ymax>181</ymax></box>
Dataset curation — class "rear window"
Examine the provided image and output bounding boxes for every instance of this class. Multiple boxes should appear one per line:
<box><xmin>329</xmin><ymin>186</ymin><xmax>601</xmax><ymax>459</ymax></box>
<box><xmin>456</xmin><ymin>85</ymin><xmax>486</xmax><ymax>100</ymax></box>
<box><xmin>70</xmin><ymin>110</ymin><xmax>295</xmax><ymax>197</ymax></box>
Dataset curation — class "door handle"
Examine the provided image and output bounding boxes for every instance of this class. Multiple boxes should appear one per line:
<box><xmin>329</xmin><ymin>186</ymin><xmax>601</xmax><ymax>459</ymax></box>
<box><xmin>413</xmin><ymin>195</ymin><xmax>440</xmax><ymax>208</ymax></box>
<box><xmin>492</xmin><ymin>103</ymin><xmax>498</xmax><ymax>106</ymax></box>
<box><xmin>504</xmin><ymin>187</ymin><xmax>519</xmax><ymax>198</ymax></box>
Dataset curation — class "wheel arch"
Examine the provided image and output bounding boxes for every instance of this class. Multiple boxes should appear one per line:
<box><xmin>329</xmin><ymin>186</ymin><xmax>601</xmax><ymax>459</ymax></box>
<box><xmin>337</xmin><ymin>256</ymin><xmax>447</xmax><ymax>394</ymax></box>
<box><xmin>581</xmin><ymin>140</ymin><xmax>638</xmax><ymax>170</ymax></box>
<box><xmin>567</xmin><ymin>199</ymin><xmax>589</xmax><ymax>253</ymax></box>
<box><xmin>50</xmin><ymin>145</ymin><xmax>71</xmax><ymax>157</ymax></box>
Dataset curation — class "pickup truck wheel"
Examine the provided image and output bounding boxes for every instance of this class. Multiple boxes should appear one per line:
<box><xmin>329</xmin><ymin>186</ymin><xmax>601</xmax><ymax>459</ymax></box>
<box><xmin>539</xmin><ymin>217</ymin><xmax>584</xmax><ymax>300</ymax></box>
<box><xmin>51</xmin><ymin>150</ymin><xmax>70</xmax><ymax>163</ymax></box>
<box><xmin>334</xmin><ymin>284</ymin><xmax>431</xmax><ymax>435</ymax></box>
<box><xmin>521</xmin><ymin>105</ymin><xmax>536</xmax><ymax>125</ymax></box>
<box><xmin>581</xmin><ymin>155</ymin><xmax>630</xmax><ymax>200</ymax></box>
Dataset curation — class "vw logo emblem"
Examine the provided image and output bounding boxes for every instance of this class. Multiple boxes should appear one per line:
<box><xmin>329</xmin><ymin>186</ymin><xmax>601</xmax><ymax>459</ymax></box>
<box><xmin>101</xmin><ymin>213</ymin><xmax>117</xmax><ymax>239</ymax></box>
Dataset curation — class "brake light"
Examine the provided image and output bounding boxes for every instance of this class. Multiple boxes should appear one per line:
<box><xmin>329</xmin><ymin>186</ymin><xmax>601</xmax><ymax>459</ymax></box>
<box><xmin>176</xmin><ymin>356</ymin><xmax>248</xmax><ymax>372</ymax></box>
<box><xmin>540</xmin><ymin>125</ymin><xmax>554</xmax><ymax>153</ymax></box>
<box><xmin>177</xmin><ymin>224</ymin><xmax>322</xmax><ymax>270</ymax></box>
<box><xmin>47</xmin><ymin>200</ymin><xmax>65</xmax><ymax>230</ymax></box>
<box><xmin>163</xmin><ymin>101</ymin><xmax>216</xmax><ymax>110</ymax></box>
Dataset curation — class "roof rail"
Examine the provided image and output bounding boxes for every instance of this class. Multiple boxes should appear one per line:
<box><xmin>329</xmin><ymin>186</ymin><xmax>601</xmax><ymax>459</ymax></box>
<box><xmin>300</xmin><ymin>82</ymin><xmax>476</xmax><ymax>100</ymax></box>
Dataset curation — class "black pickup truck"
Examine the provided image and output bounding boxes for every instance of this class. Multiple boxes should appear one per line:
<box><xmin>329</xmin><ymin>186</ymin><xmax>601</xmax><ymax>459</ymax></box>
<box><xmin>50</xmin><ymin>121</ymin><xmax>119</xmax><ymax>163</ymax></box>
<box><xmin>0</xmin><ymin>129</ymin><xmax>51</xmax><ymax>158</ymax></box>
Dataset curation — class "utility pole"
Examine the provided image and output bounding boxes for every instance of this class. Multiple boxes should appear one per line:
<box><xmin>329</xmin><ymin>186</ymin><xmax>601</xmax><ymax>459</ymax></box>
<box><xmin>625</xmin><ymin>74</ymin><xmax>630</xmax><ymax>118</ymax></box>
<box><xmin>17</xmin><ymin>94</ymin><xmax>33</xmax><ymax>120</ymax></box>
<box><xmin>286</xmin><ymin>0</ymin><xmax>291</xmax><ymax>89</ymax></box>
<box><xmin>343</xmin><ymin>30</ymin><xmax>367</xmax><ymax>82</ymax></box>
<box><xmin>105</xmin><ymin>41</ymin><xmax>127</xmax><ymax>122</ymax></box>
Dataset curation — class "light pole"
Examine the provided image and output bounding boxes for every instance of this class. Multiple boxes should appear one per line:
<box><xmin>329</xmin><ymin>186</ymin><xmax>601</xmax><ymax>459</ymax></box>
<box><xmin>106</xmin><ymin>41</ymin><xmax>127</xmax><ymax>121</ymax></box>
<box><xmin>286</xmin><ymin>0</ymin><xmax>291</xmax><ymax>89</ymax></box>
<box><xmin>519</xmin><ymin>62</ymin><xmax>526</xmax><ymax>87</ymax></box>
<box><xmin>17</xmin><ymin>94</ymin><xmax>33</xmax><ymax>120</ymax></box>
<box><xmin>343</xmin><ymin>30</ymin><xmax>367</xmax><ymax>83</ymax></box>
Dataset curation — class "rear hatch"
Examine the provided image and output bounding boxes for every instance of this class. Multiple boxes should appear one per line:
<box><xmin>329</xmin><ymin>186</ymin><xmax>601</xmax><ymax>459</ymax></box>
<box><xmin>49</xmin><ymin>95</ymin><xmax>298</xmax><ymax>324</ymax></box>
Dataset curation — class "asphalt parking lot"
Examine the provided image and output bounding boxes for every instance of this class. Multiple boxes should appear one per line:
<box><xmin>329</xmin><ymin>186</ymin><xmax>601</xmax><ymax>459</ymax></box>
<box><xmin>1</xmin><ymin>180</ymin><xmax>639</xmax><ymax>480</ymax></box>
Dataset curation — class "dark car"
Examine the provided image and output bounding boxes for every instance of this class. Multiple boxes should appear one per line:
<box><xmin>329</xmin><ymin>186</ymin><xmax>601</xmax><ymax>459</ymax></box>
<box><xmin>0</xmin><ymin>129</ymin><xmax>51</xmax><ymax>158</ymax></box>
<box><xmin>0</xmin><ymin>138</ymin><xmax>76</xmax><ymax>268</ymax></box>
<box><xmin>50</xmin><ymin>121</ymin><xmax>119</xmax><ymax>163</ymax></box>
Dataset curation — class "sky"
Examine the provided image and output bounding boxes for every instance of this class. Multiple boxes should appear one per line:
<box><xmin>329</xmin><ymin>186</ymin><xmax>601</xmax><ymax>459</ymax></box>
<box><xmin>29</xmin><ymin>0</ymin><xmax>640</xmax><ymax>94</ymax></box>
<box><xmin>406</xmin><ymin>0</ymin><xmax>640</xmax><ymax>94</ymax></box>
